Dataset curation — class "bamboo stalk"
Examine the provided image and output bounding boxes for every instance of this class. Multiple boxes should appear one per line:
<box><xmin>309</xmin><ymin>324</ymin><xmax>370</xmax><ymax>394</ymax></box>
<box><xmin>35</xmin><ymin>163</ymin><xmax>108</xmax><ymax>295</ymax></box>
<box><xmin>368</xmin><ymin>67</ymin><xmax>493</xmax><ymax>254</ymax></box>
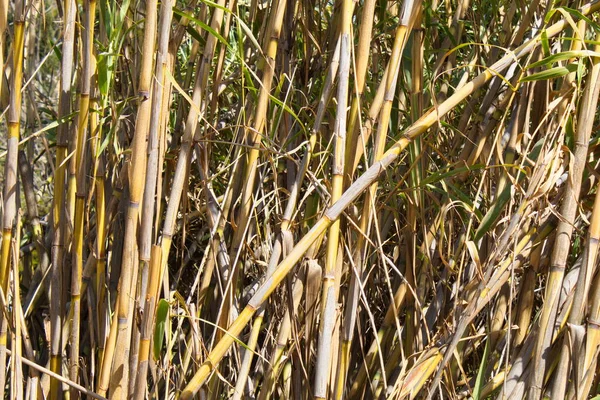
<box><xmin>343</xmin><ymin>0</ymin><xmax>376</xmax><ymax>186</ymax></box>
<box><xmin>12</xmin><ymin>214</ymin><xmax>23</xmax><ymax>400</ymax></box>
<box><xmin>0</xmin><ymin>0</ymin><xmax>6</xmax><ymax>108</ymax></box>
<box><xmin>69</xmin><ymin>0</ymin><xmax>96</xmax><ymax>394</ymax></box>
<box><xmin>225</xmin><ymin>0</ymin><xmax>288</xmax><ymax>336</ymax></box>
<box><xmin>158</xmin><ymin>0</ymin><xmax>227</xmax><ymax>289</ymax></box>
<box><xmin>313</xmin><ymin>1</ymin><xmax>352</xmax><ymax>397</ymax></box>
<box><xmin>108</xmin><ymin>0</ymin><xmax>158</xmax><ymax>395</ymax></box>
<box><xmin>49</xmin><ymin>0</ymin><xmax>77</xmax><ymax>395</ymax></box>
<box><xmin>403</xmin><ymin>1</ymin><xmax>425</xmax><ymax>368</ymax></box>
<box><xmin>580</xmin><ymin>149</ymin><xmax>600</xmax><ymax>397</ymax></box>
<box><xmin>132</xmin><ymin>0</ymin><xmax>174</xmax><ymax>395</ymax></box>
<box><xmin>552</xmin><ymin>40</ymin><xmax>600</xmax><ymax>400</ymax></box>
<box><xmin>0</xmin><ymin>0</ymin><xmax>25</xmax><ymax>396</ymax></box>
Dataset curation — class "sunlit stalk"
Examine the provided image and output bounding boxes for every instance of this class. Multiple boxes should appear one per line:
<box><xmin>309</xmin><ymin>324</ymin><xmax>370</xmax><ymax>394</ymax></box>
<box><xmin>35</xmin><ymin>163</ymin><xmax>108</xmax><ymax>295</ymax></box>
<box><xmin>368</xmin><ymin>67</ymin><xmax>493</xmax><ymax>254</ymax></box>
<box><xmin>0</xmin><ymin>0</ymin><xmax>25</xmax><ymax>396</ymax></box>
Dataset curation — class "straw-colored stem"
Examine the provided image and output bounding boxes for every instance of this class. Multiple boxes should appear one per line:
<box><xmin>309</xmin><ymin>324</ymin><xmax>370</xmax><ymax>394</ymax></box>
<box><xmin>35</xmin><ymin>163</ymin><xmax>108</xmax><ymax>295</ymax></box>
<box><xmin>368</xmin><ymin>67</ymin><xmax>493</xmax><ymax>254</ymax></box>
<box><xmin>580</xmin><ymin>144</ymin><xmax>600</xmax><ymax>398</ymax></box>
<box><xmin>313</xmin><ymin>2</ymin><xmax>352</xmax><ymax>397</ymax></box>
<box><xmin>202</xmin><ymin>10</ymin><xmax>288</xmax><ymax>391</ymax></box>
<box><xmin>108</xmin><ymin>0</ymin><xmax>158</xmax><ymax>395</ymax></box>
<box><xmin>0</xmin><ymin>0</ymin><xmax>6</xmax><ymax>112</ymax></box>
<box><xmin>11</xmin><ymin>216</ymin><xmax>23</xmax><ymax>400</ymax></box>
<box><xmin>0</xmin><ymin>0</ymin><xmax>25</xmax><ymax>396</ymax></box>
<box><xmin>158</xmin><ymin>0</ymin><xmax>227</xmax><ymax>285</ymax></box>
<box><xmin>233</xmin><ymin>34</ymin><xmax>341</xmax><ymax>398</ymax></box>
<box><xmin>132</xmin><ymin>246</ymin><xmax>162</xmax><ymax>400</ymax></box>
<box><xmin>69</xmin><ymin>0</ymin><xmax>96</xmax><ymax>394</ymax></box>
<box><xmin>554</xmin><ymin>49</ymin><xmax>599</xmax><ymax>400</ymax></box>
<box><xmin>49</xmin><ymin>0</ymin><xmax>77</xmax><ymax>395</ymax></box>
<box><xmin>341</xmin><ymin>0</ymin><xmax>369</xmax><ymax>187</ymax></box>
<box><xmin>132</xmin><ymin>0</ymin><xmax>174</xmax><ymax>395</ymax></box>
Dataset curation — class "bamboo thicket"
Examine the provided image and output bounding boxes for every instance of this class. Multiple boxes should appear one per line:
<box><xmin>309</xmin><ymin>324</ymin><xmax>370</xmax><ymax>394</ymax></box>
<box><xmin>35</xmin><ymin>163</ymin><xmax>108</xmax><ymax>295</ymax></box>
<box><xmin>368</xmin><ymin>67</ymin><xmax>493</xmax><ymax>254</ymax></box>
<box><xmin>4</xmin><ymin>0</ymin><xmax>600</xmax><ymax>399</ymax></box>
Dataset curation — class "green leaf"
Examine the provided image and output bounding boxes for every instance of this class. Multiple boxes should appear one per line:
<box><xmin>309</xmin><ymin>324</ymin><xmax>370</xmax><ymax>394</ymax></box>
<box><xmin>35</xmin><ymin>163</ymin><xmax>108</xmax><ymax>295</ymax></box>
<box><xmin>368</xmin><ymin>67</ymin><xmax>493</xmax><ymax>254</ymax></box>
<box><xmin>528</xmin><ymin>50</ymin><xmax>600</xmax><ymax>69</ymax></box>
<box><xmin>173</xmin><ymin>8</ymin><xmax>232</xmax><ymax>51</ymax></box>
<box><xmin>565</xmin><ymin>114</ymin><xmax>575</xmax><ymax>150</ymax></box>
<box><xmin>96</xmin><ymin>54</ymin><xmax>110</xmax><ymax>97</ymax></box>
<box><xmin>541</xmin><ymin>30</ymin><xmax>551</xmax><ymax>58</ymax></box>
<box><xmin>184</xmin><ymin>23</ymin><xmax>206</xmax><ymax>46</ymax></box>
<box><xmin>153</xmin><ymin>299</ymin><xmax>170</xmax><ymax>360</ymax></box>
<box><xmin>473</xmin><ymin>338</ymin><xmax>490</xmax><ymax>400</ymax></box>
<box><xmin>521</xmin><ymin>64</ymin><xmax>579</xmax><ymax>82</ymax></box>
<box><xmin>558</xmin><ymin>7</ymin><xmax>600</xmax><ymax>33</ymax></box>
<box><xmin>420</xmin><ymin>163</ymin><xmax>486</xmax><ymax>187</ymax></box>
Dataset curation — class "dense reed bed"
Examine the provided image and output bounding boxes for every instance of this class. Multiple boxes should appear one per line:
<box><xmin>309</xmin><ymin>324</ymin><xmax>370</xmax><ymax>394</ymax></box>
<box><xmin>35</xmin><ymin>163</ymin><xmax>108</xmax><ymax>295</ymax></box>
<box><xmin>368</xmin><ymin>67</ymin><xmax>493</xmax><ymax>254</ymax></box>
<box><xmin>3</xmin><ymin>0</ymin><xmax>600</xmax><ymax>398</ymax></box>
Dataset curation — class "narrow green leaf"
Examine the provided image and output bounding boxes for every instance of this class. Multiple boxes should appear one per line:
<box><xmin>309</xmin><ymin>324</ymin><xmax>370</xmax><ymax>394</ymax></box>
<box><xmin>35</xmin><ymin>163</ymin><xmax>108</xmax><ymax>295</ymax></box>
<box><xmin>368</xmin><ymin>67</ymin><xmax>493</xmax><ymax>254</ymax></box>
<box><xmin>473</xmin><ymin>338</ymin><xmax>490</xmax><ymax>400</ymax></box>
<box><xmin>541</xmin><ymin>30</ymin><xmax>551</xmax><ymax>58</ymax></box>
<box><xmin>528</xmin><ymin>50</ymin><xmax>600</xmax><ymax>69</ymax></box>
<box><xmin>173</xmin><ymin>8</ymin><xmax>232</xmax><ymax>51</ymax></box>
<box><xmin>153</xmin><ymin>299</ymin><xmax>170</xmax><ymax>360</ymax></box>
<box><xmin>521</xmin><ymin>64</ymin><xmax>579</xmax><ymax>82</ymax></box>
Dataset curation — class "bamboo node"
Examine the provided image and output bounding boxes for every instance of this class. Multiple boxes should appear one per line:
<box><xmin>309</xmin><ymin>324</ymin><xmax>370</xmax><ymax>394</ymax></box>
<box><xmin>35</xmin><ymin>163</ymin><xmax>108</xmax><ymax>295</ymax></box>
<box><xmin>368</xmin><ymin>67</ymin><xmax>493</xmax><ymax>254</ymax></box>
<box><xmin>588</xmin><ymin>317</ymin><xmax>600</xmax><ymax>328</ymax></box>
<box><xmin>549</xmin><ymin>263</ymin><xmax>566</xmax><ymax>272</ymax></box>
